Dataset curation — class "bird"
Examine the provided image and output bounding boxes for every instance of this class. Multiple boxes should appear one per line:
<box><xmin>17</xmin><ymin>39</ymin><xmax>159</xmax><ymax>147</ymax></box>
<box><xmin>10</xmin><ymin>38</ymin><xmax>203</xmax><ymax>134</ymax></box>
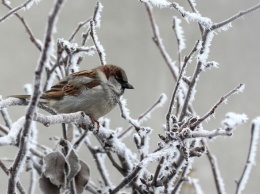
<box><xmin>11</xmin><ymin>64</ymin><xmax>134</xmax><ymax>126</ymax></box>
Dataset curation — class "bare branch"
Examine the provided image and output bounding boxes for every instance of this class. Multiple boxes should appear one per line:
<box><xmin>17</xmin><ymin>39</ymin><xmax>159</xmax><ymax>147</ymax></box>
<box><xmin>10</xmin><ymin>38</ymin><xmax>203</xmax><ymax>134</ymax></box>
<box><xmin>191</xmin><ymin>84</ymin><xmax>245</xmax><ymax>128</ymax></box>
<box><xmin>144</xmin><ymin>2</ymin><xmax>178</xmax><ymax>80</ymax></box>
<box><xmin>0</xmin><ymin>0</ymin><xmax>35</xmax><ymax>23</ymax></box>
<box><xmin>179</xmin><ymin>30</ymin><xmax>211</xmax><ymax>121</ymax></box>
<box><xmin>2</xmin><ymin>1</ymin><xmax>42</xmax><ymax>51</ymax></box>
<box><xmin>118</xmin><ymin>93</ymin><xmax>167</xmax><ymax>139</ymax></box>
<box><xmin>212</xmin><ymin>3</ymin><xmax>260</xmax><ymax>30</ymax></box>
<box><xmin>68</xmin><ymin>18</ymin><xmax>92</xmax><ymax>42</ymax></box>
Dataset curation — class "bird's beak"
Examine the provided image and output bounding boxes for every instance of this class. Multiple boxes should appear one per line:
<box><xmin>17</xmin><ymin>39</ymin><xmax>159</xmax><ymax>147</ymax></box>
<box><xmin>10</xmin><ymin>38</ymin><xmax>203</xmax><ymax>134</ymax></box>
<box><xmin>122</xmin><ymin>82</ymin><xmax>134</xmax><ymax>89</ymax></box>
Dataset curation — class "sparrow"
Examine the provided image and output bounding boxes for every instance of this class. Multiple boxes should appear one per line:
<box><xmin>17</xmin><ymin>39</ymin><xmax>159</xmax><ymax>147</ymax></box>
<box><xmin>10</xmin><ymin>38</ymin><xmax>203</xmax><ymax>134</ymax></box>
<box><xmin>11</xmin><ymin>64</ymin><xmax>134</xmax><ymax>123</ymax></box>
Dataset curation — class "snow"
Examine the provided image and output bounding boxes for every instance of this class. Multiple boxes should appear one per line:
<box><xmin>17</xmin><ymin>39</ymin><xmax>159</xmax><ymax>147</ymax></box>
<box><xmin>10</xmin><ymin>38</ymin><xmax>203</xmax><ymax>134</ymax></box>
<box><xmin>94</xmin><ymin>2</ymin><xmax>103</xmax><ymax>28</ymax></box>
<box><xmin>173</xmin><ymin>16</ymin><xmax>186</xmax><ymax>52</ymax></box>
<box><xmin>221</xmin><ymin>112</ymin><xmax>248</xmax><ymax>131</ymax></box>
<box><xmin>171</xmin><ymin>3</ymin><xmax>213</xmax><ymax>29</ymax></box>
<box><xmin>0</xmin><ymin>117</ymin><xmax>25</xmax><ymax>146</ymax></box>
<box><xmin>90</xmin><ymin>21</ymin><xmax>106</xmax><ymax>64</ymax></box>
<box><xmin>198</xmin><ymin>31</ymin><xmax>214</xmax><ymax>66</ymax></box>
<box><xmin>141</xmin><ymin>0</ymin><xmax>171</xmax><ymax>8</ymax></box>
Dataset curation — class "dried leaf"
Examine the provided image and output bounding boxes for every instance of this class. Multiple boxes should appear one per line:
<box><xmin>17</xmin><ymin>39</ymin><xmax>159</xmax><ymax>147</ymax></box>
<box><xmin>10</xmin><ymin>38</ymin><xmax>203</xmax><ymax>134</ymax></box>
<box><xmin>75</xmin><ymin>160</ymin><xmax>90</xmax><ymax>194</ymax></box>
<box><xmin>39</xmin><ymin>174</ymin><xmax>60</xmax><ymax>194</ymax></box>
<box><xmin>42</xmin><ymin>151</ymin><xmax>66</xmax><ymax>186</ymax></box>
<box><xmin>66</xmin><ymin>149</ymin><xmax>81</xmax><ymax>182</ymax></box>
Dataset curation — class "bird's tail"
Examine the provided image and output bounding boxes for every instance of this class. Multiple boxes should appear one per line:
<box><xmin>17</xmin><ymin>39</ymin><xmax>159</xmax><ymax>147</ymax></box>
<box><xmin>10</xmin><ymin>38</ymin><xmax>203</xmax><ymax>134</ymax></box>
<box><xmin>9</xmin><ymin>95</ymin><xmax>31</xmax><ymax>99</ymax></box>
<box><xmin>9</xmin><ymin>95</ymin><xmax>48</xmax><ymax>103</ymax></box>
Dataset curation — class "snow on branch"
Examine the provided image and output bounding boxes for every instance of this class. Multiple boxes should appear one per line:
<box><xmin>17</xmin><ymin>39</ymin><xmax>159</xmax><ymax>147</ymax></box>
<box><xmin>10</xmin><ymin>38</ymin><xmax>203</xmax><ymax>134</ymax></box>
<box><xmin>173</xmin><ymin>16</ymin><xmax>186</xmax><ymax>53</ymax></box>
<box><xmin>205</xmin><ymin>142</ymin><xmax>227</xmax><ymax>194</ymax></box>
<box><xmin>144</xmin><ymin>2</ymin><xmax>179</xmax><ymax>80</ymax></box>
<box><xmin>7</xmin><ymin>1</ymin><xmax>66</xmax><ymax>193</ymax></box>
<box><xmin>212</xmin><ymin>3</ymin><xmax>260</xmax><ymax>31</ymax></box>
<box><xmin>1</xmin><ymin>1</ymin><xmax>260</xmax><ymax>194</ymax></box>
<box><xmin>170</xmin><ymin>2</ymin><xmax>213</xmax><ymax>29</ymax></box>
<box><xmin>191</xmin><ymin>84</ymin><xmax>245</xmax><ymax>128</ymax></box>
<box><xmin>92</xmin><ymin>1</ymin><xmax>103</xmax><ymax>28</ymax></box>
<box><xmin>236</xmin><ymin>117</ymin><xmax>260</xmax><ymax>194</ymax></box>
<box><xmin>0</xmin><ymin>0</ymin><xmax>36</xmax><ymax>23</ymax></box>
<box><xmin>90</xmin><ymin>20</ymin><xmax>106</xmax><ymax>65</ymax></box>
<box><xmin>221</xmin><ymin>112</ymin><xmax>248</xmax><ymax>131</ymax></box>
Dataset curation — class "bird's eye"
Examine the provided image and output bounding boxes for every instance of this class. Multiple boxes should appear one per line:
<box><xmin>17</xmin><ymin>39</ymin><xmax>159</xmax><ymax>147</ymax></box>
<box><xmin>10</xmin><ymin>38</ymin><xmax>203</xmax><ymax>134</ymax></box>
<box><xmin>115</xmin><ymin>76</ymin><xmax>127</xmax><ymax>84</ymax></box>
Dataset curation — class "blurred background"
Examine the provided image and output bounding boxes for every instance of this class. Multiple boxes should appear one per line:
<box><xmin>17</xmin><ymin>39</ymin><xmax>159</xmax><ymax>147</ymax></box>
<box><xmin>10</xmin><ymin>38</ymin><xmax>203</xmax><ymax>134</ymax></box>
<box><xmin>0</xmin><ymin>0</ymin><xmax>260</xmax><ymax>193</ymax></box>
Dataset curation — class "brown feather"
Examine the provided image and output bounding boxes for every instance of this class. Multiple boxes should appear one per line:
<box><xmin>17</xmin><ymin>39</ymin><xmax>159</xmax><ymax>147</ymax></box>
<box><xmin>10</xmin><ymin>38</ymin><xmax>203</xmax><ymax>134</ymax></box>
<box><xmin>42</xmin><ymin>69</ymin><xmax>101</xmax><ymax>100</ymax></box>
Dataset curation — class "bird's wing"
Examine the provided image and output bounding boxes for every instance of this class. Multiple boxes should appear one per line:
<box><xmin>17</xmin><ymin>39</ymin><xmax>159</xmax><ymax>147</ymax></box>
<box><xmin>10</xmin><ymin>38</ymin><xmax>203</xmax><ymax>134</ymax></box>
<box><xmin>42</xmin><ymin>69</ymin><xmax>100</xmax><ymax>100</ymax></box>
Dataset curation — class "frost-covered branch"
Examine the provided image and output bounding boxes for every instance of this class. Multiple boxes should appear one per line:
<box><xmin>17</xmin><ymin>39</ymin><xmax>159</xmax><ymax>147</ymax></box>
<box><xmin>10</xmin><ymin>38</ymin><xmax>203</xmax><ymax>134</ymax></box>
<box><xmin>85</xmin><ymin>140</ymin><xmax>112</xmax><ymax>187</ymax></box>
<box><xmin>0</xmin><ymin>0</ymin><xmax>36</xmax><ymax>23</ymax></box>
<box><xmin>212</xmin><ymin>3</ymin><xmax>260</xmax><ymax>31</ymax></box>
<box><xmin>204</xmin><ymin>142</ymin><xmax>227</xmax><ymax>194</ymax></box>
<box><xmin>0</xmin><ymin>96</ymin><xmax>12</xmax><ymax>129</ymax></box>
<box><xmin>236</xmin><ymin>117</ymin><xmax>260</xmax><ymax>194</ymax></box>
<box><xmin>179</xmin><ymin>30</ymin><xmax>212</xmax><ymax>121</ymax></box>
<box><xmin>90</xmin><ymin>2</ymin><xmax>106</xmax><ymax>65</ymax></box>
<box><xmin>0</xmin><ymin>97</ymin><xmax>57</xmax><ymax>115</ymax></box>
<box><xmin>0</xmin><ymin>160</ymin><xmax>26</xmax><ymax>194</ymax></box>
<box><xmin>144</xmin><ymin>2</ymin><xmax>178</xmax><ymax>80</ymax></box>
<box><xmin>2</xmin><ymin>0</ymin><xmax>42</xmax><ymax>51</ymax></box>
<box><xmin>118</xmin><ymin>97</ymin><xmax>140</xmax><ymax>129</ymax></box>
<box><xmin>191</xmin><ymin>84</ymin><xmax>245</xmax><ymax>128</ymax></box>
<box><xmin>118</xmin><ymin>93</ymin><xmax>167</xmax><ymax>138</ymax></box>
<box><xmin>69</xmin><ymin>18</ymin><xmax>92</xmax><ymax>42</ymax></box>
<box><xmin>7</xmin><ymin>0</ymin><xmax>65</xmax><ymax>193</ymax></box>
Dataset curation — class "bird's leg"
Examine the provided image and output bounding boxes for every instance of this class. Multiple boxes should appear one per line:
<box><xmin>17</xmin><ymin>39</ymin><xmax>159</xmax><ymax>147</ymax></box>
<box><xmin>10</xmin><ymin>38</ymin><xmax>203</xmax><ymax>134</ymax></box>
<box><xmin>90</xmin><ymin>116</ymin><xmax>100</xmax><ymax>134</ymax></box>
<box><xmin>79</xmin><ymin>115</ymin><xmax>99</xmax><ymax>134</ymax></box>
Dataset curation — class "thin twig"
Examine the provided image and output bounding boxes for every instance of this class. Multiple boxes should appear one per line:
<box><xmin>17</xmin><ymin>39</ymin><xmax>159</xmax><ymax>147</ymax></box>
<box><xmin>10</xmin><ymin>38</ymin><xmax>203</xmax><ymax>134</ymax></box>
<box><xmin>186</xmin><ymin>0</ymin><xmax>203</xmax><ymax>35</ymax></box>
<box><xmin>235</xmin><ymin>118</ymin><xmax>260</xmax><ymax>194</ymax></box>
<box><xmin>7</xmin><ymin>1</ymin><xmax>65</xmax><ymax>193</ymax></box>
<box><xmin>90</xmin><ymin>20</ymin><xmax>106</xmax><ymax>65</ymax></box>
<box><xmin>106</xmin><ymin>151</ymin><xmax>125</xmax><ymax>175</ymax></box>
<box><xmin>151</xmin><ymin>156</ymin><xmax>165</xmax><ymax>186</ymax></box>
<box><xmin>73</xmin><ymin>129</ymin><xmax>89</xmax><ymax>149</ymax></box>
<box><xmin>171</xmin><ymin>163</ymin><xmax>190</xmax><ymax>194</ymax></box>
<box><xmin>0</xmin><ymin>96</ymin><xmax>12</xmax><ymax>129</ymax></box>
<box><xmin>212</xmin><ymin>3</ymin><xmax>260</xmax><ymax>30</ymax></box>
<box><xmin>109</xmin><ymin>165</ymin><xmax>142</xmax><ymax>194</ymax></box>
<box><xmin>179</xmin><ymin>30</ymin><xmax>210</xmax><ymax>121</ymax></box>
<box><xmin>165</xmin><ymin>50</ymin><xmax>193</xmax><ymax>131</ymax></box>
<box><xmin>0</xmin><ymin>123</ymin><xmax>10</xmax><ymax>134</ymax></box>
<box><xmin>0</xmin><ymin>160</ymin><xmax>26</xmax><ymax>194</ymax></box>
<box><xmin>191</xmin><ymin>84</ymin><xmax>244</xmax><ymax>128</ymax></box>
<box><xmin>68</xmin><ymin>18</ymin><xmax>92</xmax><ymax>42</ymax></box>
<box><xmin>144</xmin><ymin>2</ymin><xmax>178</xmax><ymax>80</ymax></box>
<box><xmin>118</xmin><ymin>94</ymin><xmax>166</xmax><ymax>138</ymax></box>
<box><xmin>204</xmin><ymin>142</ymin><xmax>226</xmax><ymax>194</ymax></box>
<box><xmin>2</xmin><ymin>1</ymin><xmax>42</xmax><ymax>51</ymax></box>
<box><xmin>0</xmin><ymin>0</ymin><xmax>34</xmax><ymax>23</ymax></box>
